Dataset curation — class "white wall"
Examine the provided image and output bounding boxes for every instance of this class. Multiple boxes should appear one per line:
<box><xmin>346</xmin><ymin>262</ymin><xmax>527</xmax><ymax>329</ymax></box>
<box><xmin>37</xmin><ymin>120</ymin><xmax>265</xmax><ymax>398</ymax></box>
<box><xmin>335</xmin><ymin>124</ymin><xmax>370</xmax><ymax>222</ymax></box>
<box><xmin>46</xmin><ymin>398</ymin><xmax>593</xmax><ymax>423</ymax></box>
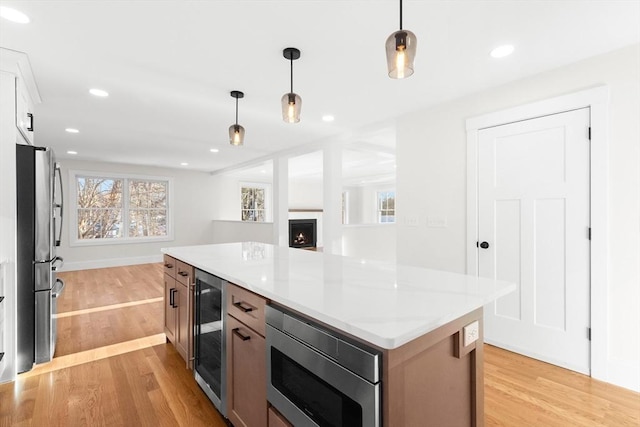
<box><xmin>342</xmin><ymin>224</ymin><xmax>396</xmax><ymax>262</ymax></box>
<box><xmin>211</xmin><ymin>175</ymin><xmax>240</xmax><ymax>220</ymax></box>
<box><xmin>57</xmin><ymin>159</ymin><xmax>215</xmax><ymax>270</ymax></box>
<box><xmin>396</xmin><ymin>44</ymin><xmax>640</xmax><ymax>390</ymax></box>
<box><xmin>211</xmin><ymin>220</ymin><xmax>273</xmax><ymax>244</ymax></box>
<box><xmin>289</xmin><ymin>179</ymin><xmax>322</xmax><ymax>209</ymax></box>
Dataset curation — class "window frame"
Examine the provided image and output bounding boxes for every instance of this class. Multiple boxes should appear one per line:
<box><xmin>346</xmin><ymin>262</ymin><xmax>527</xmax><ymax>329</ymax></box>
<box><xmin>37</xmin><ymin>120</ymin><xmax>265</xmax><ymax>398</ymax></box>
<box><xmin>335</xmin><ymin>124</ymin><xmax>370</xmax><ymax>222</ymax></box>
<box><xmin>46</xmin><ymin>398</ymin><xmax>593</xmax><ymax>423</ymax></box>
<box><xmin>239</xmin><ymin>181</ymin><xmax>272</xmax><ymax>222</ymax></box>
<box><xmin>69</xmin><ymin>170</ymin><xmax>174</xmax><ymax>246</ymax></box>
<box><xmin>342</xmin><ymin>190</ymin><xmax>349</xmax><ymax>225</ymax></box>
<box><xmin>376</xmin><ymin>189</ymin><xmax>396</xmax><ymax>224</ymax></box>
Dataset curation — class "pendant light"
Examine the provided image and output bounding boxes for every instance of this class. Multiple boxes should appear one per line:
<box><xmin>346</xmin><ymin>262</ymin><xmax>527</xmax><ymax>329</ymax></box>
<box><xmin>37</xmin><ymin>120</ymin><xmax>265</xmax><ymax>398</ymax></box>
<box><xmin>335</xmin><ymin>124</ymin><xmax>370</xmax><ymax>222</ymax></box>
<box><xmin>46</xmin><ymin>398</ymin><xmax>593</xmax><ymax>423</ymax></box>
<box><xmin>229</xmin><ymin>90</ymin><xmax>245</xmax><ymax>146</ymax></box>
<box><xmin>385</xmin><ymin>0</ymin><xmax>417</xmax><ymax>79</ymax></box>
<box><xmin>281</xmin><ymin>47</ymin><xmax>301</xmax><ymax>123</ymax></box>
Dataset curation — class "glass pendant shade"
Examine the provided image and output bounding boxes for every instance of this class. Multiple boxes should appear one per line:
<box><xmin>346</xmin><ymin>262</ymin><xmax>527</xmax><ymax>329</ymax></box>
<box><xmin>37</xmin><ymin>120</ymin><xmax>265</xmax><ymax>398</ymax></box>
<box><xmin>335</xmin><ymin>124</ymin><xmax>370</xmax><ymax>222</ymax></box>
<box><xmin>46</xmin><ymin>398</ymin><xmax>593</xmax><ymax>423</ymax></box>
<box><xmin>385</xmin><ymin>29</ymin><xmax>417</xmax><ymax>79</ymax></box>
<box><xmin>229</xmin><ymin>124</ymin><xmax>245</xmax><ymax>146</ymax></box>
<box><xmin>281</xmin><ymin>92</ymin><xmax>301</xmax><ymax>123</ymax></box>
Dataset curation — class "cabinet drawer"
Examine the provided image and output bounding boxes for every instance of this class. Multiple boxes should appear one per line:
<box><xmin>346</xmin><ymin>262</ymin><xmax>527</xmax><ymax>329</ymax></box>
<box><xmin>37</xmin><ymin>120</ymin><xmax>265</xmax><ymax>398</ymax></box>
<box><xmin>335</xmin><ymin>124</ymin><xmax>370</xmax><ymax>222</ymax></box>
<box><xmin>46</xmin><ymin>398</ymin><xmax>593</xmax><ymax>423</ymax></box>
<box><xmin>227</xmin><ymin>282</ymin><xmax>266</xmax><ymax>337</ymax></box>
<box><xmin>176</xmin><ymin>260</ymin><xmax>193</xmax><ymax>286</ymax></box>
<box><xmin>268</xmin><ymin>406</ymin><xmax>293</xmax><ymax>427</ymax></box>
<box><xmin>163</xmin><ymin>255</ymin><xmax>176</xmax><ymax>278</ymax></box>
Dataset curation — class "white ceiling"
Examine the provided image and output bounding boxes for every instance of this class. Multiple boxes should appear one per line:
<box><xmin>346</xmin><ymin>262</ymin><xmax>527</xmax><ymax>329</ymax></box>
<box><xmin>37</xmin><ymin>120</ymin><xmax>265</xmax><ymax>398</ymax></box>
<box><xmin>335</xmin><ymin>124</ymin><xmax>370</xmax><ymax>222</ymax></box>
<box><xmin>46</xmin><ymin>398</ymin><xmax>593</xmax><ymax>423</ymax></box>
<box><xmin>1</xmin><ymin>1</ymin><xmax>639</xmax><ymax>174</ymax></box>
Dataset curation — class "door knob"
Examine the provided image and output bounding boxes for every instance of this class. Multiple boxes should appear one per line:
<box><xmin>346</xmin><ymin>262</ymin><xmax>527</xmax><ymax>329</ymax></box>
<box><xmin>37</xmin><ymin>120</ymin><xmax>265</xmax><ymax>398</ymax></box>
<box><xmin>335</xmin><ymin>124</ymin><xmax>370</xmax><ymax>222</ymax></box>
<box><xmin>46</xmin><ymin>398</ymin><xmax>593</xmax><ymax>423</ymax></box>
<box><xmin>479</xmin><ymin>241</ymin><xmax>490</xmax><ymax>249</ymax></box>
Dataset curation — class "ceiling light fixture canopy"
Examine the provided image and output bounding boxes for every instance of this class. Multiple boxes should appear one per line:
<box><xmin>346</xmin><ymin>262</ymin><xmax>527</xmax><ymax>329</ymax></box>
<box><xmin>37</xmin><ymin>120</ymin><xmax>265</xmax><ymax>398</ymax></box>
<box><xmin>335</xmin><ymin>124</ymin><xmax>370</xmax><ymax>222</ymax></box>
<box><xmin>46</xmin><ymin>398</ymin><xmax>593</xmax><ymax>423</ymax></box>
<box><xmin>229</xmin><ymin>90</ymin><xmax>245</xmax><ymax>146</ymax></box>
<box><xmin>281</xmin><ymin>47</ymin><xmax>301</xmax><ymax>123</ymax></box>
<box><xmin>385</xmin><ymin>0</ymin><xmax>417</xmax><ymax>79</ymax></box>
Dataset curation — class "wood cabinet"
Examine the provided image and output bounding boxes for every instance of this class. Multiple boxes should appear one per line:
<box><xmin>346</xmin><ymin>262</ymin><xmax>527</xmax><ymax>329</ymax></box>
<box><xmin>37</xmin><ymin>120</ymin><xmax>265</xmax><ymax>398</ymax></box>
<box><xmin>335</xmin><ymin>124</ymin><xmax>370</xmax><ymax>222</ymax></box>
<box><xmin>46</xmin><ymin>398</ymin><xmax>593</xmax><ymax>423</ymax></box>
<box><xmin>382</xmin><ymin>308</ymin><xmax>484</xmax><ymax>427</ymax></box>
<box><xmin>163</xmin><ymin>255</ymin><xmax>194</xmax><ymax>368</ymax></box>
<box><xmin>226</xmin><ymin>283</ymin><xmax>267</xmax><ymax>427</ymax></box>
<box><xmin>268</xmin><ymin>406</ymin><xmax>293</xmax><ymax>427</ymax></box>
<box><xmin>163</xmin><ymin>271</ymin><xmax>176</xmax><ymax>343</ymax></box>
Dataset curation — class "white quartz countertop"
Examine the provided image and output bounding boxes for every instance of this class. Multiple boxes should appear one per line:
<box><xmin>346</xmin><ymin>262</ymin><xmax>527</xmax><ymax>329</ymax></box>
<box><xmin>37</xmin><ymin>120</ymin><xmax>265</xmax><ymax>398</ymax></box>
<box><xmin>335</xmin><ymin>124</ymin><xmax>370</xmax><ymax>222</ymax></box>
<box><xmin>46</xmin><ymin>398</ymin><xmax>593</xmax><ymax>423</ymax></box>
<box><xmin>162</xmin><ymin>242</ymin><xmax>515</xmax><ymax>350</ymax></box>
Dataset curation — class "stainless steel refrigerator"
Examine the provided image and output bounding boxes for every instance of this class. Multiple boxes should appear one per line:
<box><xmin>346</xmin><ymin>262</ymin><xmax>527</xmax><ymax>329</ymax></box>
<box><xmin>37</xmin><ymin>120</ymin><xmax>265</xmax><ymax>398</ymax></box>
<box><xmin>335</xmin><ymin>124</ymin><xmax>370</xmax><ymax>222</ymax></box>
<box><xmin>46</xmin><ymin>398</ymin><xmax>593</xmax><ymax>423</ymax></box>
<box><xmin>16</xmin><ymin>144</ymin><xmax>64</xmax><ymax>373</ymax></box>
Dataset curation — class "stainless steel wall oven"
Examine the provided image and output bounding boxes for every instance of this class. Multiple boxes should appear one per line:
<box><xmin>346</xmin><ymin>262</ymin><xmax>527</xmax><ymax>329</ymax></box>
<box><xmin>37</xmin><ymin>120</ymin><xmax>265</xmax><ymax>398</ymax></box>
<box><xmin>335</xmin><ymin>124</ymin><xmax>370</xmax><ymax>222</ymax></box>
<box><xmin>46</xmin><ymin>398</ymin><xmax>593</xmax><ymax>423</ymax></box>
<box><xmin>194</xmin><ymin>269</ymin><xmax>226</xmax><ymax>416</ymax></box>
<box><xmin>266</xmin><ymin>305</ymin><xmax>381</xmax><ymax>427</ymax></box>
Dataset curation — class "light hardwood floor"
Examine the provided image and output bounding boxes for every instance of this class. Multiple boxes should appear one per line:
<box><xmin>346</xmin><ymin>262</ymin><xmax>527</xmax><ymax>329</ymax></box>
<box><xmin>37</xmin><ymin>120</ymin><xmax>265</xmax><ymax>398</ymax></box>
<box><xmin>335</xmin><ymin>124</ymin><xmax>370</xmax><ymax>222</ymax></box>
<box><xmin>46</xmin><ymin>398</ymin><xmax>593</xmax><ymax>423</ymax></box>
<box><xmin>1</xmin><ymin>264</ymin><xmax>638</xmax><ymax>426</ymax></box>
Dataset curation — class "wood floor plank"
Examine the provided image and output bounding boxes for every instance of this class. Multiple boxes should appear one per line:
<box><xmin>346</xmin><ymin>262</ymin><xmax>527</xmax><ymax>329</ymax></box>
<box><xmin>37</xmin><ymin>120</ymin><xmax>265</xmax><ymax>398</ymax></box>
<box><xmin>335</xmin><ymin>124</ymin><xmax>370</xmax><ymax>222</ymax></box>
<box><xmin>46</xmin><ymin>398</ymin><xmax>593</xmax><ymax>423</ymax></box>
<box><xmin>56</xmin><ymin>301</ymin><xmax>164</xmax><ymax>356</ymax></box>
<box><xmin>484</xmin><ymin>344</ymin><xmax>640</xmax><ymax>426</ymax></box>
<box><xmin>3</xmin><ymin>263</ymin><xmax>638</xmax><ymax>426</ymax></box>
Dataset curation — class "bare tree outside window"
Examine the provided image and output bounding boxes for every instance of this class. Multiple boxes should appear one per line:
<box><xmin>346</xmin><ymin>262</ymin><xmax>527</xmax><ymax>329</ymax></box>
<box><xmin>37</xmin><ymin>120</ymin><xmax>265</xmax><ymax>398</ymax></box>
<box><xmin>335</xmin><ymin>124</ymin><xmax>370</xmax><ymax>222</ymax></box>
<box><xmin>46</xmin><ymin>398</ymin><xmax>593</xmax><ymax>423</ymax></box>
<box><xmin>77</xmin><ymin>177</ymin><xmax>123</xmax><ymax>239</ymax></box>
<box><xmin>129</xmin><ymin>180</ymin><xmax>167</xmax><ymax>237</ymax></box>
<box><xmin>76</xmin><ymin>175</ymin><xmax>168</xmax><ymax>241</ymax></box>
<box><xmin>241</xmin><ymin>186</ymin><xmax>265</xmax><ymax>222</ymax></box>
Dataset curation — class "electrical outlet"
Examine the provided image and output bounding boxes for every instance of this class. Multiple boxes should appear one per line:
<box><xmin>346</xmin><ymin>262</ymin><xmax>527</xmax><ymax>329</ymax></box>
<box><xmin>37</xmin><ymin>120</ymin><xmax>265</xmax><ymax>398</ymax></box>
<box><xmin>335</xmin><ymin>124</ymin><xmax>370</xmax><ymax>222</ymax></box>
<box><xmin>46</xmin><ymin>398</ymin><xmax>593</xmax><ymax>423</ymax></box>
<box><xmin>427</xmin><ymin>216</ymin><xmax>448</xmax><ymax>228</ymax></box>
<box><xmin>463</xmin><ymin>321</ymin><xmax>479</xmax><ymax>347</ymax></box>
<box><xmin>405</xmin><ymin>215</ymin><xmax>419</xmax><ymax>227</ymax></box>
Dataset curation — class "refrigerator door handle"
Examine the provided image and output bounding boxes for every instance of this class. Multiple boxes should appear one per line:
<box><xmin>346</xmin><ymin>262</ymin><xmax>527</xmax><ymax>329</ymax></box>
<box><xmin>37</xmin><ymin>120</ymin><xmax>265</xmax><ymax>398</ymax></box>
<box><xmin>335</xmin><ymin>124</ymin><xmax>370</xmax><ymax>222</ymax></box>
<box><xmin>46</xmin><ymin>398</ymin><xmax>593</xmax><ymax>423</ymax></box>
<box><xmin>55</xmin><ymin>164</ymin><xmax>64</xmax><ymax>247</ymax></box>
<box><xmin>52</xmin><ymin>278</ymin><xmax>65</xmax><ymax>298</ymax></box>
<box><xmin>52</xmin><ymin>256</ymin><xmax>64</xmax><ymax>271</ymax></box>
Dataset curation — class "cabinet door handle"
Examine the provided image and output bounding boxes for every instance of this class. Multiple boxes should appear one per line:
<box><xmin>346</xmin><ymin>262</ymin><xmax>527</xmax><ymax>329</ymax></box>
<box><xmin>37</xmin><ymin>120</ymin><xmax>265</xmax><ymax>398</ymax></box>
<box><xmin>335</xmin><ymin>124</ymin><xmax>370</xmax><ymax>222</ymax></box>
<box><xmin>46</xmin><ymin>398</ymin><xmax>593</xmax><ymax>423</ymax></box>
<box><xmin>232</xmin><ymin>328</ymin><xmax>251</xmax><ymax>341</ymax></box>
<box><xmin>164</xmin><ymin>263</ymin><xmax>173</xmax><ymax>269</ymax></box>
<box><xmin>27</xmin><ymin>113</ymin><xmax>34</xmax><ymax>131</ymax></box>
<box><xmin>178</xmin><ymin>271</ymin><xmax>188</xmax><ymax>277</ymax></box>
<box><xmin>169</xmin><ymin>288</ymin><xmax>175</xmax><ymax>307</ymax></box>
<box><xmin>233</xmin><ymin>301</ymin><xmax>254</xmax><ymax>313</ymax></box>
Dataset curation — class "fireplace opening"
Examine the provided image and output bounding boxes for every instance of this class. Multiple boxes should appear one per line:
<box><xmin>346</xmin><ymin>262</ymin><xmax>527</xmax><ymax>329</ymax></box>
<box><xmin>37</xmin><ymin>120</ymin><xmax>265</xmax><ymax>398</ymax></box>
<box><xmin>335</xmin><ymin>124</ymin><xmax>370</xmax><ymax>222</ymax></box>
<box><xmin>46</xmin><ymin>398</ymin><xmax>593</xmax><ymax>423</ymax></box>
<box><xmin>289</xmin><ymin>219</ymin><xmax>317</xmax><ymax>248</ymax></box>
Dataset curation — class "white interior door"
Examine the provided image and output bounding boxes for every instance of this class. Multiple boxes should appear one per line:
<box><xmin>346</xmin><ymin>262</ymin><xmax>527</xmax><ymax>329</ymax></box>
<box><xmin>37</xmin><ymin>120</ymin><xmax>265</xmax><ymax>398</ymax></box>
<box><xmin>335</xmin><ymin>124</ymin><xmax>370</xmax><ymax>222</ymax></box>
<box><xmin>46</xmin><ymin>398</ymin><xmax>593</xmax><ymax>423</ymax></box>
<box><xmin>478</xmin><ymin>108</ymin><xmax>591</xmax><ymax>374</ymax></box>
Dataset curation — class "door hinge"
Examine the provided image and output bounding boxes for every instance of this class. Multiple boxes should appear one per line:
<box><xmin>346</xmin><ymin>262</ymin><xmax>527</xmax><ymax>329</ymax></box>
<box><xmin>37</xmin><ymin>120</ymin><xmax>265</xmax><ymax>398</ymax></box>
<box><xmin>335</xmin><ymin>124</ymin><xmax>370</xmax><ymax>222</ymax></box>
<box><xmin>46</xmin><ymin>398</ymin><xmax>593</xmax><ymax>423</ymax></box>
<box><xmin>588</xmin><ymin>227</ymin><xmax>591</xmax><ymax>240</ymax></box>
<box><xmin>588</xmin><ymin>127</ymin><xmax>591</xmax><ymax>140</ymax></box>
<box><xmin>587</xmin><ymin>327</ymin><xmax>591</xmax><ymax>341</ymax></box>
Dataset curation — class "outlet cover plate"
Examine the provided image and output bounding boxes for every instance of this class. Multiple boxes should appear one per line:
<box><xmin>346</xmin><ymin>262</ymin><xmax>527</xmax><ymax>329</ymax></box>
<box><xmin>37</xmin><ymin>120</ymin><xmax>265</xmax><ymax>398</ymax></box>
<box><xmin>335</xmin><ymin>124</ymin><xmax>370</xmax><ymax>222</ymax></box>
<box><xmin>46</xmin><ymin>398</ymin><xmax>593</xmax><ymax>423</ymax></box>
<box><xmin>463</xmin><ymin>320</ymin><xmax>479</xmax><ymax>347</ymax></box>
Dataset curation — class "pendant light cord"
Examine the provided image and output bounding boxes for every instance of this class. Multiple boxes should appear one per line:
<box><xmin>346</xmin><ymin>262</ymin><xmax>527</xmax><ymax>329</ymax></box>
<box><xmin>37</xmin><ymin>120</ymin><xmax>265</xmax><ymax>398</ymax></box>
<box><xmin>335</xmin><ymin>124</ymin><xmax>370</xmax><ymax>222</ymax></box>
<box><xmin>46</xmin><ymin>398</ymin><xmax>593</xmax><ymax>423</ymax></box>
<box><xmin>290</xmin><ymin>57</ymin><xmax>294</xmax><ymax>93</ymax></box>
<box><xmin>235</xmin><ymin>97</ymin><xmax>239</xmax><ymax>125</ymax></box>
<box><xmin>399</xmin><ymin>0</ymin><xmax>403</xmax><ymax>30</ymax></box>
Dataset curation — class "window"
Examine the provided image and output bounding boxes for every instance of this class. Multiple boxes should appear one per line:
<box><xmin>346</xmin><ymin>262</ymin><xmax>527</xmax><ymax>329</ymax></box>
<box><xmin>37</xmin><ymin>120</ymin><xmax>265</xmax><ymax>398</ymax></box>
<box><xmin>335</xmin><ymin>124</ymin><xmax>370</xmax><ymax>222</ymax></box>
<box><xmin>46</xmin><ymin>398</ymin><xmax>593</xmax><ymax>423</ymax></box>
<box><xmin>241</xmin><ymin>185</ymin><xmax>266</xmax><ymax>222</ymax></box>
<box><xmin>72</xmin><ymin>171</ymin><xmax>172</xmax><ymax>244</ymax></box>
<box><xmin>377</xmin><ymin>191</ymin><xmax>395</xmax><ymax>223</ymax></box>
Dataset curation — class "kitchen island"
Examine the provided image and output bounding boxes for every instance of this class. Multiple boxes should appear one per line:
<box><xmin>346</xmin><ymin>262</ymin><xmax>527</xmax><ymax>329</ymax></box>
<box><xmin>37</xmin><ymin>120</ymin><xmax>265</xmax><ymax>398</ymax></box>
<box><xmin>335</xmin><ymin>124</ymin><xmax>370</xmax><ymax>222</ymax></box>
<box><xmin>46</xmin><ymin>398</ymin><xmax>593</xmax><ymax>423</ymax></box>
<box><xmin>162</xmin><ymin>242</ymin><xmax>514</xmax><ymax>427</ymax></box>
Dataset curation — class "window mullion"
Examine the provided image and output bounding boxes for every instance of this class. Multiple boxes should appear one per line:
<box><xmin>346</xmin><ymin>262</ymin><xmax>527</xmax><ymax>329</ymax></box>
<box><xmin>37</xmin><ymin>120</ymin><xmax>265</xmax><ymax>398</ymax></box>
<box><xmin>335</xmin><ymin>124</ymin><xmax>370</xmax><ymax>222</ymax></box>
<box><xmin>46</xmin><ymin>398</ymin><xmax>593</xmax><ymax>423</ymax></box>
<box><xmin>123</xmin><ymin>178</ymin><xmax>129</xmax><ymax>238</ymax></box>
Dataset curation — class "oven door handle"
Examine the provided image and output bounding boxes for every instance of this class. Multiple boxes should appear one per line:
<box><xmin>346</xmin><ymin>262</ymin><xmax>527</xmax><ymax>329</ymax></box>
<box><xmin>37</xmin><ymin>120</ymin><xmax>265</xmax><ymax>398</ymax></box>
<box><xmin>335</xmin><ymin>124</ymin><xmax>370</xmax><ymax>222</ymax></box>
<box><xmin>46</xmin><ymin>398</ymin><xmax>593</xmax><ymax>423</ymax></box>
<box><xmin>232</xmin><ymin>328</ymin><xmax>251</xmax><ymax>341</ymax></box>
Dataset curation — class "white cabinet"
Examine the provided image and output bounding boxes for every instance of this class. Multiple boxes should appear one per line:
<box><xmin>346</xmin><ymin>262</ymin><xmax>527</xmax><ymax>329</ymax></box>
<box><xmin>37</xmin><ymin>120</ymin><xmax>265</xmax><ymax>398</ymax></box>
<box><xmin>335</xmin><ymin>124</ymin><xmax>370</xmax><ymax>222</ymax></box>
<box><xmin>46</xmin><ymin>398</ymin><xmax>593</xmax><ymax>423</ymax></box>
<box><xmin>0</xmin><ymin>48</ymin><xmax>41</xmax><ymax>383</ymax></box>
<box><xmin>15</xmin><ymin>76</ymin><xmax>35</xmax><ymax>145</ymax></box>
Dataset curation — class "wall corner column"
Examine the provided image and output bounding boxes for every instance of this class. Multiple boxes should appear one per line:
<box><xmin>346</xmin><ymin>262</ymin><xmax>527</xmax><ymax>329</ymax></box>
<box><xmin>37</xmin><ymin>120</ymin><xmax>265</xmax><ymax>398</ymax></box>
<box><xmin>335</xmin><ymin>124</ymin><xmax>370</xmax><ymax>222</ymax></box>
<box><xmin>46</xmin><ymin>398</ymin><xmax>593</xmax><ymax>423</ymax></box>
<box><xmin>323</xmin><ymin>143</ymin><xmax>342</xmax><ymax>255</ymax></box>
<box><xmin>272</xmin><ymin>157</ymin><xmax>289</xmax><ymax>247</ymax></box>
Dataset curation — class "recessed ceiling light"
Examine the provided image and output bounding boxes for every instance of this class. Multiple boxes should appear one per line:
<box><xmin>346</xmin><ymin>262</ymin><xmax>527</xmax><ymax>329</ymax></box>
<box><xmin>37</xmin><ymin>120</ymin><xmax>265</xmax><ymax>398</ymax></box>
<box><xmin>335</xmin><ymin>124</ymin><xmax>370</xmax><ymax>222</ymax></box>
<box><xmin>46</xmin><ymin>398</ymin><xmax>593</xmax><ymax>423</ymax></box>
<box><xmin>89</xmin><ymin>88</ymin><xmax>109</xmax><ymax>97</ymax></box>
<box><xmin>322</xmin><ymin>115</ymin><xmax>335</xmax><ymax>122</ymax></box>
<box><xmin>65</xmin><ymin>128</ymin><xmax>79</xmax><ymax>133</ymax></box>
<box><xmin>67</xmin><ymin>151</ymin><xmax>78</xmax><ymax>155</ymax></box>
<box><xmin>180</xmin><ymin>162</ymin><xmax>188</xmax><ymax>166</ymax></box>
<box><xmin>0</xmin><ymin>6</ymin><xmax>30</xmax><ymax>24</ymax></box>
<box><xmin>210</xmin><ymin>148</ymin><xmax>219</xmax><ymax>153</ymax></box>
<box><xmin>490</xmin><ymin>44</ymin><xmax>514</xmax><ymax>59</ymax></box>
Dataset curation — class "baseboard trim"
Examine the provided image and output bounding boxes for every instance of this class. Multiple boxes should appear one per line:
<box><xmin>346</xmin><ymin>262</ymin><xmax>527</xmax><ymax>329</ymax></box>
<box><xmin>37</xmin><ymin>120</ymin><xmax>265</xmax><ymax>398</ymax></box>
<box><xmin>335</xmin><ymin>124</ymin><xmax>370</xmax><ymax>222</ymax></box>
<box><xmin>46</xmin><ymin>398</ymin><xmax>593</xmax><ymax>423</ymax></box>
<box><xmin>606</xmin><ymin>357</ymin><xmax>640</xmax><ymax>393</ymax></box>
<box><xmin>59</xmin><ymin>255</ymin><xmax>163</xmax><ymax>272</ymax></box>
<box><xmin>485</xmin><ymin>339</ymin><xmax>640</xmax><ymax>393</ymax></box>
